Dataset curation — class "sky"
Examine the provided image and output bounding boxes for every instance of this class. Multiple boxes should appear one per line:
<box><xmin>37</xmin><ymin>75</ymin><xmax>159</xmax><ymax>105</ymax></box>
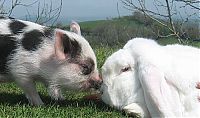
<box><xmin>1</xmin><ymin>0</ymin><xmax>199</xmax><ymax>24</ymax></box>
<box><xmin>60</xmin><ymin>0</ymin><xmax>130</xmax><ymax>19</ymax></box>
<box><xmin>3</xmin><ymin>0</ymin><xmax>131</xmax><ymax>23</ymax></box>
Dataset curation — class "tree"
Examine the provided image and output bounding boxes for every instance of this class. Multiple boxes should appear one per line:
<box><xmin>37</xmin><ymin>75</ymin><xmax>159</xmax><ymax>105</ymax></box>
<box><xmin>121</xmin><ymin>0</ymin><xmax>200</xmax><ymax>43</ymax></box>
<box><xmin>0</xmin><ymin>0</ymin><xmax>63</xmax><ymax>25</ymax></box>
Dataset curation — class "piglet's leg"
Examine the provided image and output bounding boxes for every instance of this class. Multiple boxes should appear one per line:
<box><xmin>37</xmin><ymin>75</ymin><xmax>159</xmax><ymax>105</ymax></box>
<box><xmin>15</xmin><ymin>78</ymin><xmax>44</xmax><ymax>106</ymax></box>
<box><xmin>138</xmin><ymin>65</ymin><xmax>177</xmax><ymax>117</ymax></box>
<box><xmin>48</xmin><ymin>85</ymin><xmax>64</xmax><ymax>100</ymax></box>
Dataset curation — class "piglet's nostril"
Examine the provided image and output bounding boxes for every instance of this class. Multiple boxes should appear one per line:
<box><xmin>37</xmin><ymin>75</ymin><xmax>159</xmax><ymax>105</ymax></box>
<box><xmin>89</xmin><ymin>79</ymin><xmax>102</xmax><ymax>90</ymax></box>
<box><xmin>94</xmin><ymin>81</ymin><xmax>102</xmax><ymax>90</ymax></box>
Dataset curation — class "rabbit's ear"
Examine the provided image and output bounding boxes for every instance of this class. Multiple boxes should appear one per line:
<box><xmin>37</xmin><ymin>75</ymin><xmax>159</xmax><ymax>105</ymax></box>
<box><xmin>139</xmin><ymin>65</ymin><xmax>174</xmax><ymax>116</ymax></box>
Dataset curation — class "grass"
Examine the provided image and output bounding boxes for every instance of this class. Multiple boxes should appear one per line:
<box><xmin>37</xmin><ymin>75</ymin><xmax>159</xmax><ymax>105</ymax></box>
<box><xmin>0</xmin><ymin>81</ymin><xmax>128</xmax><ymax>117</ymax></box>
<box><xmin>79</xmin><ymin>20</ymin><xmax>108</xmax><ymax>30</ymax></box>
<box><xmin>79</xmin><ymin>17</ymin><xmax>142</xmax><ymax>30</ymax></box>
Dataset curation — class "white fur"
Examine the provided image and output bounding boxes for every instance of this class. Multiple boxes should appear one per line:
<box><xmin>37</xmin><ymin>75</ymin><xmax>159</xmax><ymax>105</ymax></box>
<box><xmin>101</xmin><ymin>38</ymin><xmax>200</xmax><ymax>117</ymax></box>
<box><xmin>0</xmin><ymin>19</ymin><xmax>12</xmax><ymax>34</ymax></box>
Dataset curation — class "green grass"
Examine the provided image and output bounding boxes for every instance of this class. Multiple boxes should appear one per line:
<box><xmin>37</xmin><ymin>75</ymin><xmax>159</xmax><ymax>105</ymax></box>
<box><xmin>0</xmin><ymin>82</ymin><xmax>128</xmax><ymax>117</ymax></box>
<box><xmin>79</xmin><ymin>17</ymin><xmax>141</xmax><ymax>29</ymax></box>
<box><xmin>94</xmin><ymin>46</ymin><xmax>120</xmax><ymax>69</ymax></box>
<box><xmin>79</xmin><ymin>20</ymin><xmax>108</xmax><ymax>30</ymax></box>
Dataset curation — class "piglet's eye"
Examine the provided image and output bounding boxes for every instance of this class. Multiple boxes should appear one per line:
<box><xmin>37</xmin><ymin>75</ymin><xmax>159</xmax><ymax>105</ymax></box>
<box><xmin>81</xmin><ymin>64</ymin><xmax>91</xmax><ymax>75</ymax></box>
<box><xmin>121</xmin><ymin>66</ymin><xmax>131</xmax><ymax>72</ymax></box>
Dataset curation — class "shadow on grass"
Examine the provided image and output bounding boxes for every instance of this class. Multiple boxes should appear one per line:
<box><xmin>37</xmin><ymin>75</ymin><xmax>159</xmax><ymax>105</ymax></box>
<box><xmin>0</xmin><ymin>92</ymin><xmax>113</xmax><ymax>111</ymax></box>
<box><xmin>0</xmin><ymin>92</ymin><xmax>134</xmax><ymax>117</ymax></box>
<box><xmin>0</xmin><ymin>92</ymin><xmax>28</xmax><ymax>105</ymax></box>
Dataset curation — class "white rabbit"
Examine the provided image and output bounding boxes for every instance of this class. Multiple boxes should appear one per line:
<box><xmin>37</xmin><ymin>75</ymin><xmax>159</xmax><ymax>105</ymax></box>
<box><xmin>101</xmin><ymin>38</ymin><xmax>200</xmax><ymax>117</ymax></box>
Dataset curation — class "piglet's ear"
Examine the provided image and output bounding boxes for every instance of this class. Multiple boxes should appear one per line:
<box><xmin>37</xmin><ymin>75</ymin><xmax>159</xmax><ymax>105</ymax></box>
<box><xmin>70</xmin><ymin>21</ymin><xmax>81</xmax><ymax>35</ymax></box>
<box><xmin>54</xmin><ymin>30</ymin><xmax>81</xmax><ymax>60</ymax></box>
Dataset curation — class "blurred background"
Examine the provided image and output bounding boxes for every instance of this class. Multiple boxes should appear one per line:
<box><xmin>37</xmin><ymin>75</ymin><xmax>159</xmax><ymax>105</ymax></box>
<box><xmin>1</xmin><ymin>0</ymin><xmax>199</xmax><ymax>47</ymax></box>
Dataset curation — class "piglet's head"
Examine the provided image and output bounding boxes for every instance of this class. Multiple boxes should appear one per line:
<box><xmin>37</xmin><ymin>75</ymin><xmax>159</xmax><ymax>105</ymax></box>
<box><xmin>51</xmin><ymin>22</ymin><xmax>101</xmax><ymax>90</ymax></box>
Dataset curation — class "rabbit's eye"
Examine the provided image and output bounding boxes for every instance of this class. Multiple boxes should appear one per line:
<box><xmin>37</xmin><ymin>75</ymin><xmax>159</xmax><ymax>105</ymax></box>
<box><xmin>121</xmin><ymin>66</ymin><xmax>131</xmax><ymax>72</ymax></box>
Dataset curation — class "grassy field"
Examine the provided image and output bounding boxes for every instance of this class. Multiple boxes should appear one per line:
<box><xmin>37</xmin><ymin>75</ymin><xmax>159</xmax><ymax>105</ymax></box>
<box><xmin>0</xmin><ymin>82</ymin><xmax>127</xmax><ymax>118</ymax></box>
<box><xmin>0</xmin><ymin>16</ymin><xmax>200</xmax><ymax>118</ymax></box>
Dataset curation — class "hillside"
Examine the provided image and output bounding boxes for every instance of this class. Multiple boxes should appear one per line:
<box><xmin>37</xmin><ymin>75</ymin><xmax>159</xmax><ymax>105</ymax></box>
<box><xmin>76</xmin><ymin>16</ymin><xmax>200</xmax><ymax>47</ymax></box>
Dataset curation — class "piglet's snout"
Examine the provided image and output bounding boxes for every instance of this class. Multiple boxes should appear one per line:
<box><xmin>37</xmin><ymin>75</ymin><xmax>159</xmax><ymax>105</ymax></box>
<box><xmin>89</xmin><ymin>74</ymin><xmax>102</xmax><ymax>90</ymax></box>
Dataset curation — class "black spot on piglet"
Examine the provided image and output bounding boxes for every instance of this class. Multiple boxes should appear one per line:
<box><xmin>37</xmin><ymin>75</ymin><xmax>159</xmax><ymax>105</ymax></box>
<box><xmin>62</xmin><ymin>34</ymin><xmax>81</xmax><ymax>58</ymax></box>
<box><xmin>0</xmin><ymin>35</ymin><xmax>17</xmax><ymax>73</ymax></box>
<box><xmin>22</xmin><ymin>30</ymin><xmax>43</xmax><ymax>51</ymax></box>
<box><xmin>81</xmin><ymin>58</ymin><xmax>94</xmax><ymax>75</ymax></box>
<box><xmin>9</xmin><ymin>20</ymin><xmax>27</xmax><ymax>34</ymax></box>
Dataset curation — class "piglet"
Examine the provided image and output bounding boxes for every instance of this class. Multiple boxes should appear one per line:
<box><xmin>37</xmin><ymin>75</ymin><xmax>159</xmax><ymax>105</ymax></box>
<box><xmin>0</xmin><ymin>17</ymin><xmax>101</xmax><ymax>105</ymax></box>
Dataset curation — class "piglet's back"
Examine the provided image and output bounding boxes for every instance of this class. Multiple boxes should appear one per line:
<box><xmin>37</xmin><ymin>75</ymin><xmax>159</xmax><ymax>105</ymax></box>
<box><xmin>0</xmin><ymin>17</ymin><xmax>54</xmax><ymax>74</ymax></box>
